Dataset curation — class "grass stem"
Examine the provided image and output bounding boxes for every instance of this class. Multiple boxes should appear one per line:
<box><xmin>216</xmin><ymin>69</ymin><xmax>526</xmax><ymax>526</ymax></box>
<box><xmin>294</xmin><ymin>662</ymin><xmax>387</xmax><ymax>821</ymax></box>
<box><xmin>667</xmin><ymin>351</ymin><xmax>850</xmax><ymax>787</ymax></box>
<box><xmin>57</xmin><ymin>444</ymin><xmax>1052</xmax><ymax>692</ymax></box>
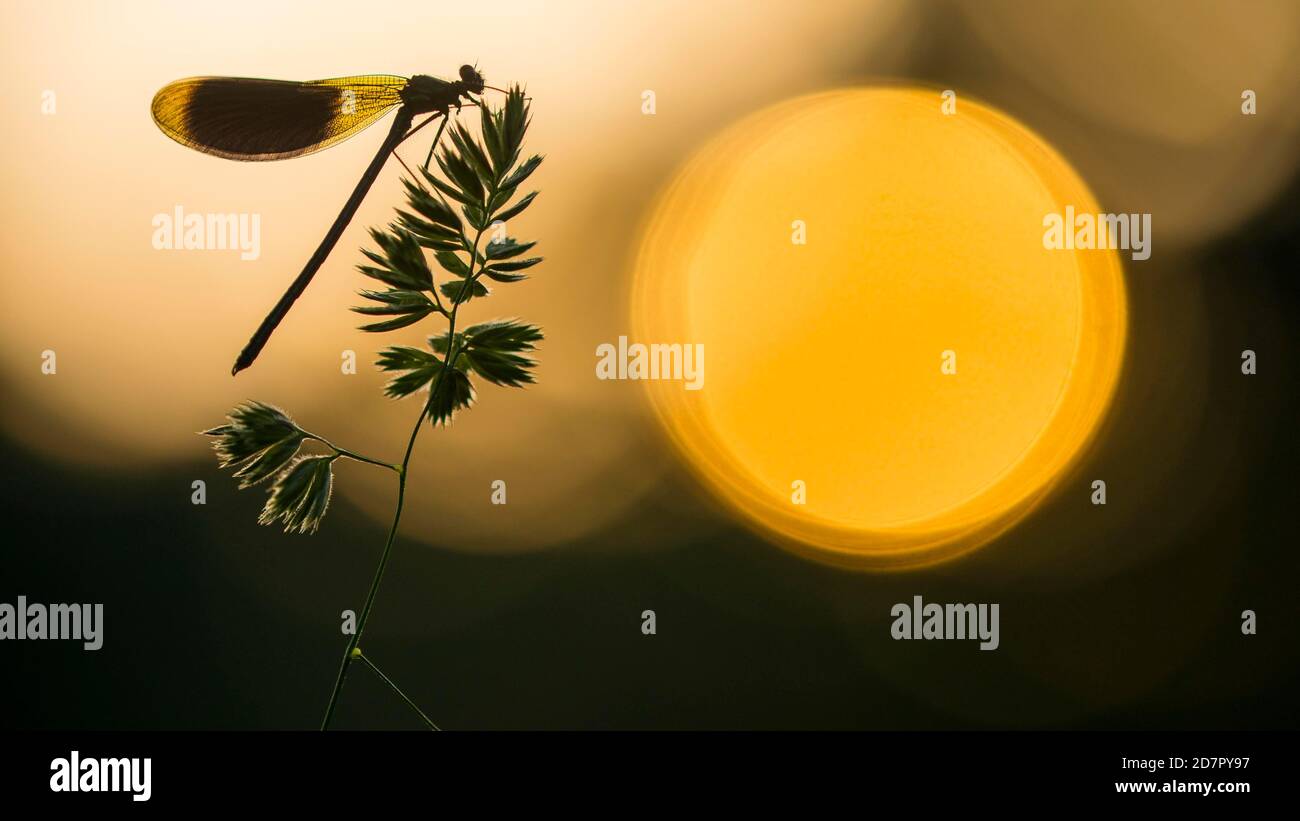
<box><xmin>355</xmin><ymin>650</ymin><xmax>440</xmax><ymax>730</ymax></box>
<box><xmin>319</xmin><ymin>224</ymin><xmax>488</xmax><ymax>731</ymax></box>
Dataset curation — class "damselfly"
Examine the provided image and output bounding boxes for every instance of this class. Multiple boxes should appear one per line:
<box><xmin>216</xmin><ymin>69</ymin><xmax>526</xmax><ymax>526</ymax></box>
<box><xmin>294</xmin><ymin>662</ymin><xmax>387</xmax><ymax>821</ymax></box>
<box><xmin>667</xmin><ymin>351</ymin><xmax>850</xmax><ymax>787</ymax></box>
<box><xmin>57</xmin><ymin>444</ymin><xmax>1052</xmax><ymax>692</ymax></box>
<box><xmin>152</xmin><ymin>65</ymin><xmax>502</xmax><ymax>374</ymax></box>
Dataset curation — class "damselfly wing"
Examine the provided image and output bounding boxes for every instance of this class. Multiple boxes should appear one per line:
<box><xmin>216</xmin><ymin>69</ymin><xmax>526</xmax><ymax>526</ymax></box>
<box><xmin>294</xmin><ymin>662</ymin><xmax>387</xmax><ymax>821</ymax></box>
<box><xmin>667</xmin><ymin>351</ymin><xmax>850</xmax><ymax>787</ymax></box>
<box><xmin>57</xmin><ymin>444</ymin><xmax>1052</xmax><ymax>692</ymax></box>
<box><xmin>151</xmin><ymin>75</ymin><xmax>409</xmax><ymax>161</ymax></box>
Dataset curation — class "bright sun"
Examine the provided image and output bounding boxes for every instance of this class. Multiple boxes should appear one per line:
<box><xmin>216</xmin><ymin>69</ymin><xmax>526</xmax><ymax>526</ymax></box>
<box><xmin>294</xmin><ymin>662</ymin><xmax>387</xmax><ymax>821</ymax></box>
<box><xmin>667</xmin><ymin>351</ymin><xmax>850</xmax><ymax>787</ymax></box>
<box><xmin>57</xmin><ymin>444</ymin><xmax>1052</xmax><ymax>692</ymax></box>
<box><xmin>632</xmin><ymin>87</ymin><xmax>1127</xmax><ymax>570</ymax></box>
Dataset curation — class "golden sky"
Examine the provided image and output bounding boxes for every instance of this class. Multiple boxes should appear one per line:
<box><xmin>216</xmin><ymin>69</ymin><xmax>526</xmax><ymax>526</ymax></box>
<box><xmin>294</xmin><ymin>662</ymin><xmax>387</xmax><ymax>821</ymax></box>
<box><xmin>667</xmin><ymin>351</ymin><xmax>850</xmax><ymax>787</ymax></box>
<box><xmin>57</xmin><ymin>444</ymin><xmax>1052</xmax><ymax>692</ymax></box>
<box><xmin>2</xmin><ymin>0</ymin><xmax>1297</xmax><ymax>557</ymax></box>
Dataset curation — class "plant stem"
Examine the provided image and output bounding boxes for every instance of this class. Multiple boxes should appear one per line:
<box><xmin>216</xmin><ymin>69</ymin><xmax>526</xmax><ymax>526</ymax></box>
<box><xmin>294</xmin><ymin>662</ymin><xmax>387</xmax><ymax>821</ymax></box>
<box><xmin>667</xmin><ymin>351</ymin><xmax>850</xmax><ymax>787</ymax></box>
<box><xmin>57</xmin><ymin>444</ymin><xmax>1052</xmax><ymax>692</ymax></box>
<box><xmin>423</xmin><ymin>116</ymin><xmax>449</xmax><ymax>171</ymax></box>
<box><xmin>355</xmin><ymin>650</ymin><xmax>440</xmax><ymax>730</ymax></box>
<box><xmin>318</xmin><ymin>407</ymin><xmax>421</xmax><ymax>730</ymax></box>
<box><xmin>304</xmin><ymin>432</ymin><xmax>399</xmax><ymax>473</ymax></box>
<box><xmin>318</xmin><ymin>222</ymin><xmax>489</xmax><ymax>731</ymax></box>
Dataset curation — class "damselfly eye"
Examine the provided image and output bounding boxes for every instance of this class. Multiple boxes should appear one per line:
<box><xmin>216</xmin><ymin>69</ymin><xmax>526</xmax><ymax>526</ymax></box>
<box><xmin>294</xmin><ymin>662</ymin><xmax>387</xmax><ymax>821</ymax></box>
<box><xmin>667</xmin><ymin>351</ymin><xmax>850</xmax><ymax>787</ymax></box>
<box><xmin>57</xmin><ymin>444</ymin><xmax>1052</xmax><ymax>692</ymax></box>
<box><xmin>459</xmin><ymin>64</ymin><xmax>485</xmax><ymax>92</ymax></box>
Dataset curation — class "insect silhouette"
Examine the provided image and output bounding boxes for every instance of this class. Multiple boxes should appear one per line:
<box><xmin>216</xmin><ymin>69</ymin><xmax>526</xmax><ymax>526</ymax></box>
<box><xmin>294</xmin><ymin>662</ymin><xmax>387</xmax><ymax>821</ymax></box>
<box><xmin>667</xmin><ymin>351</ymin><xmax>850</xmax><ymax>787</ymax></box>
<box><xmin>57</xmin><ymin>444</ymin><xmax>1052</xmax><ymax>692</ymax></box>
<box><xmin>151</xmin><ymin>66</ymin><xmax>498</xmax><ymax>375</ymax></box>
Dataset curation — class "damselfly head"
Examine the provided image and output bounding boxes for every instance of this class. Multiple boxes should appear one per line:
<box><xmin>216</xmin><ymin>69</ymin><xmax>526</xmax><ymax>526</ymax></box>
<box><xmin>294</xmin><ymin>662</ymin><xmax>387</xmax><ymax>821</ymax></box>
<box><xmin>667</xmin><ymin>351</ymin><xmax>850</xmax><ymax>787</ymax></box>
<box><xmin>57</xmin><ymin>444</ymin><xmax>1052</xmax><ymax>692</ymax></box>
<box><xmin>458</xmin><ymin>64</ymin><xmax>485</xmax><ymax>95</ymax></box>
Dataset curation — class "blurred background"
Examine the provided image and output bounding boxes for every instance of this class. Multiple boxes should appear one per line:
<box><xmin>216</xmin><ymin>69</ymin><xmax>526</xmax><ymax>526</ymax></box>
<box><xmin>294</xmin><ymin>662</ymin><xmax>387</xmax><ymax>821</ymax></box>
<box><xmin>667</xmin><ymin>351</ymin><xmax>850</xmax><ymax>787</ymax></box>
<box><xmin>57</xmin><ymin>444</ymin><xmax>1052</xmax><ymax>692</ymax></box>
<box><xmin>1</xmin><ymin>0</ymin><xmax>1297</xmax><ymax>728</ymax></box>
